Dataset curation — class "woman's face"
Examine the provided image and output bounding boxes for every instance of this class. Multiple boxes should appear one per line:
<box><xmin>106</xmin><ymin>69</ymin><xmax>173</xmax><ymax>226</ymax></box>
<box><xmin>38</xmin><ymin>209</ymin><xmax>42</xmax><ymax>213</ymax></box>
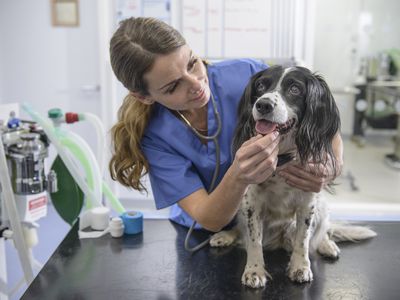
<box><xmin>141</xmin><ymin>44</ymin><xmax>210</xmax><ymax>111</ymax></box>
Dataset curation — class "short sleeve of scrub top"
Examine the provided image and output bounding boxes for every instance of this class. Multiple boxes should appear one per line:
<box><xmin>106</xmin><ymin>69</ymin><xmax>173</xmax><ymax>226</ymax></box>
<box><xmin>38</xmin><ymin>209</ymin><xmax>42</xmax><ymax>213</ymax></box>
<box><xmin>141</xmin><ymin>59</ymin><xmax>267</xmax><ymax>229</ymax></box>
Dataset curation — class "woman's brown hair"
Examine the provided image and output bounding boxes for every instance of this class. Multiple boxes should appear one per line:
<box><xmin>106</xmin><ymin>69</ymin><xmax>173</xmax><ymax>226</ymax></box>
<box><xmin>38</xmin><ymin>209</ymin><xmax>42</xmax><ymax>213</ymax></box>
<box><xmin>109</xmin><ymin>17</ymin><xmax>186</xmax><ymax>191</ymax></box>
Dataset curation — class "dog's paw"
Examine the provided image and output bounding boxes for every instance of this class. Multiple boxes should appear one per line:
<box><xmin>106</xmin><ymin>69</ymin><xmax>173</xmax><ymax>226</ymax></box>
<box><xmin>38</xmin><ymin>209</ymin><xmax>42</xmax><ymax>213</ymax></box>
<box><xmin>209</xmin><ymin>231</ymin><xmax>235</xmax><ymax>247</ymax></box>
<box><xmin>287</xmin><ymin>265</ymin><xmax>313</xmax><ymax>283</ymax></box>
<box><xmin>318</xmin><ymin>239</ymin><xmax>340</xmax><ymax>259</ymax></box>
<box><xmin>241</xmin><ymin>266</ymin><xmax>272</xmax><ymax>288</ymax></box>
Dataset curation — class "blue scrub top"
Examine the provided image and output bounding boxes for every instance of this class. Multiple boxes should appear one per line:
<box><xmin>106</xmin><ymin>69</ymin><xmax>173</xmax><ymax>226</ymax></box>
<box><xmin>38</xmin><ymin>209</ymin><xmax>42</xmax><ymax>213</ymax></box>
<box><xmin>142</xmin><ymin>58</ymin><xmax>267</xmax><ymax>229</ymax></box>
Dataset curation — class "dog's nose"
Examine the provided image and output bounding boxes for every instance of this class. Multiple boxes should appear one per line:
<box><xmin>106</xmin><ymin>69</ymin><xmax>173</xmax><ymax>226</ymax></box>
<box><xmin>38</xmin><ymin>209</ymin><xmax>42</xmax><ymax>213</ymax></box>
<box><xmin>255</xmin><ymin>100</ymin><xmax>274</xmax><ymax>114</ymax></box>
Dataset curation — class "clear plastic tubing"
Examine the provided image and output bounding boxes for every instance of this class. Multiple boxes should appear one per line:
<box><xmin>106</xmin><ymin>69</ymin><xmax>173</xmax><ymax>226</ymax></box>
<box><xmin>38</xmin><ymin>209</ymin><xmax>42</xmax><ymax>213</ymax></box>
<box><xmin>60</xmin><ymin>130</ymin><xmax>102</xmax><ymax>209</ymax></box>
<box><xmin>81</xmin><ymin>112</ymin><xmax>106</xmax><ymax>174</ymax></box>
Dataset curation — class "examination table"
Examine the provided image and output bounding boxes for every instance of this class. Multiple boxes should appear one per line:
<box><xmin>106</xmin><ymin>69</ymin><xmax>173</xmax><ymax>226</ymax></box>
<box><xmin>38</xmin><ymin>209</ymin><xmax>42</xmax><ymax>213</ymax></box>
<box><xmin>22</xmin><ymin>220</ymin><xmax>399</xmax><ymax>299</ymax></box>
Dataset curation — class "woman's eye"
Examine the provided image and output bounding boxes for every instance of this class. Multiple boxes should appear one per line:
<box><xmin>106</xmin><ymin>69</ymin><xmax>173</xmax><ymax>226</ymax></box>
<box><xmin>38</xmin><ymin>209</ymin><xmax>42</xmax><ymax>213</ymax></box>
<box><xmin>167</xmin><ymin>82</ymin><xmax>179</xmax><ymax>94</ymax></box>
<box><xmin>289</xmin><ymin>85</ymin><xmax>301</xmax><ymax>95</ymax></box>
<box><xmin>165</xmin><ymin>57</ymin><xmax>198</xmax><ymax>94</ymax></box>
<box><xmin>188</xmin><ymin>57</ymin><xmax>198</xmax><ymax>71</ymax></box>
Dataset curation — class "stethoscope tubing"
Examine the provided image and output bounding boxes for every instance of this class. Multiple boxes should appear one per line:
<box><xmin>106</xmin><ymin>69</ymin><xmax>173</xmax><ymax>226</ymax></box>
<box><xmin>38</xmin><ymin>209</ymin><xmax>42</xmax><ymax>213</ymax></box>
<box><xmin>184</xmin><ymin>92</ymin><xmax>222</xmax><ymax>253</ymax></box>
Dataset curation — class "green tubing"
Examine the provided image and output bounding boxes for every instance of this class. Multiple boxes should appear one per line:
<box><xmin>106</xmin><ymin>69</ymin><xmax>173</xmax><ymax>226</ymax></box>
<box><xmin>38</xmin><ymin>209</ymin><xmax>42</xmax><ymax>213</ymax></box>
<box><xmin>60</xmin><ymin>137</ymin><xmax>96</xmax><ymax>209</ymax></box>
<box><xmin>60</xmin><ymin>136</ymin><xmax>126</xmax><ymax>214</ymax></box>
<box><xmin>102</xmin><ymin>182</ymin><xmax>126</xmax><ymax>214</ymax></box>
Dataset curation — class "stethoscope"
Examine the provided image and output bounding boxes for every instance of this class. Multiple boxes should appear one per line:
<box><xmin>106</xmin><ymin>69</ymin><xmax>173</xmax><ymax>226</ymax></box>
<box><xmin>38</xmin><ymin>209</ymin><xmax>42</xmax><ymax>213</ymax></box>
<box><xmin>177</xmin><ymin>91</ymin><xmax>222</xmax><ymax>252</ymax></box>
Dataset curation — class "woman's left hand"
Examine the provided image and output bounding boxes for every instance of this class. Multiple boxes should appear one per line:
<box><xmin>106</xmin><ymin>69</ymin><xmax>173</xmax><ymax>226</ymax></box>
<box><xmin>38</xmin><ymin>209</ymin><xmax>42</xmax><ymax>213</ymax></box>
<box><xmin>277</xmin><ymin>161</ymin><xmax>338</xmax><ymax>193</ymax></box>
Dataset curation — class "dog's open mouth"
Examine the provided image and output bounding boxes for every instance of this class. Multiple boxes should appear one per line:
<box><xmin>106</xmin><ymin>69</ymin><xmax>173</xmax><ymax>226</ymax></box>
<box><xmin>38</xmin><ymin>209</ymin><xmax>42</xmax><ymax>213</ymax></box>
<box><xmin>255</xmin><ymin>118</ymin><xmax>295</xmax><ymax>135</ymax></box>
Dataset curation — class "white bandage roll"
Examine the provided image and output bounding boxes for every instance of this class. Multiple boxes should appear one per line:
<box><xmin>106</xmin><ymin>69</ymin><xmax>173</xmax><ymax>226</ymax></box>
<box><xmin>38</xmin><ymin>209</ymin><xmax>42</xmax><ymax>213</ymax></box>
<box><xmin>90</xmin><ymin>207</ymin><xmax>110</xmax><ymax>230</ymax></box>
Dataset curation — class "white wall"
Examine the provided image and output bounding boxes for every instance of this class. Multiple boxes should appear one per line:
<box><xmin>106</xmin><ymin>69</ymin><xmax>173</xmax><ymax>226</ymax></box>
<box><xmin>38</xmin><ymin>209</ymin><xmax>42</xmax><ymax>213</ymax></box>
<box><xmin>313</xmin><ymin>0</ymin><xmax>360</xmax><ymax>136</ymax></box>
<box><xmin>0</xmin><ymin>1</ymin><xmax>69</xmax><ymax>111</ymax></box>
<box><xmin>0</xmin><ymin>30</ymin><xmax>3</xmax><ymax>99</ymax></box>
<box><xmin>0</xmin><ymin>0</ymin><xmax>100</xmax><ymax>134</ymax></box>
<box><xmin>313</xmin><ymin>0</ymin><xmax>361</xmax><ymax>88</ymax></box>
<box><xmin>313</xmin><ymin>0</ymin><xmax>400</xmax><ymax>88</ymax></box>
<box><xmin>313</xmin><ymin>0</ymin><xmax>400</xmax><ymax>135</ymax></box>
<box><xmin>358</xmin><ymin>0</ymin><xmax>400</xmax><ymax>58</ymax></box>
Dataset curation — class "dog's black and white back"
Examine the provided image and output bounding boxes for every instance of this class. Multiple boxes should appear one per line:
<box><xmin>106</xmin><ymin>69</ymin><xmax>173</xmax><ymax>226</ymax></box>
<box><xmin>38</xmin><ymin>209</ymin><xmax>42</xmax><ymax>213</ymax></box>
<box><xmin>210</xmin><ymin>66</ymin><xmax>376</xmax><ymax>288</ymax></box>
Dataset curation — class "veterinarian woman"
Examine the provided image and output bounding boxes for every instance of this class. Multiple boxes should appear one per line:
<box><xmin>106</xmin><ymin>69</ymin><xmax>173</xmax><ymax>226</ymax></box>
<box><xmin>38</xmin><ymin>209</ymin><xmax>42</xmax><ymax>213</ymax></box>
<box><xmin>108</xmin><ymin>17</ymin><xmax>343</xmax><ymax>233</ymax></box>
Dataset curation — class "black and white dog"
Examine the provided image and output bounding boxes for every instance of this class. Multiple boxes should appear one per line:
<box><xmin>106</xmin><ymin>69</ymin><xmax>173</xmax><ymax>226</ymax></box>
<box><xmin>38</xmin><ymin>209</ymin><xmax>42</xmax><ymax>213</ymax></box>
<box><xmin>210</xmin><ymin>65</ymin><xmax>376</xmax><ymax>288</ymax></box>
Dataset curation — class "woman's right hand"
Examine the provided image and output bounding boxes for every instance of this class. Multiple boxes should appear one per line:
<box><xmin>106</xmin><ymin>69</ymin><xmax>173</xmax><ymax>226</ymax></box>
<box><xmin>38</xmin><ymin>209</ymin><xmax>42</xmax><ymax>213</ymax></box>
<box><xmin>231</xmin><ymin>131</ymin><xmax>280</xmax><ymax>185</ymax></box>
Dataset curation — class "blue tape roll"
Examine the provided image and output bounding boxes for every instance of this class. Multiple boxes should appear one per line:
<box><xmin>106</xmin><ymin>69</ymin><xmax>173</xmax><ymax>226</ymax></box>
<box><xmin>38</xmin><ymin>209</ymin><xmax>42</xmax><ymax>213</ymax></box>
<box><xmin>120</xmin><ymin>211</ymin><xmax>143</xmax><ymax>235</ymax></box>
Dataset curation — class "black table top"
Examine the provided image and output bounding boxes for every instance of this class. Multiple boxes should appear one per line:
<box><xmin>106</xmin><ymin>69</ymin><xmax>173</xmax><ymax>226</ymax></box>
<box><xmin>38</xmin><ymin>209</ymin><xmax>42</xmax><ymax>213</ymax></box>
<box><xmin>22</xmin><ymin>220</ymin><xmax>400</xmax><ymax>300</ymax></box>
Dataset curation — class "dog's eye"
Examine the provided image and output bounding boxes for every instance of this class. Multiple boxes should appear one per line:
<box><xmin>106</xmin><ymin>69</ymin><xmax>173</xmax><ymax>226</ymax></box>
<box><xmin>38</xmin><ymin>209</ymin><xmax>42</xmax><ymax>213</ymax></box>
<box><xmin>256</xmin><ymin>83</ymin><xmax>265</xmax><ymax>94</ymax></box>
<box><xmin>289</xmin><ymin>85</ymin><xmax>301</xmax><ymax>95</ymax></box>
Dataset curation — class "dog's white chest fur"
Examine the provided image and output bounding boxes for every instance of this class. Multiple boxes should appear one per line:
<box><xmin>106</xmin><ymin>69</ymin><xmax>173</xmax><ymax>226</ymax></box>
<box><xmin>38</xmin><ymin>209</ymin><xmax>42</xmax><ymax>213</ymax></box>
<box><xmin>245</xmin><ymin>177</ymin><xmax>299</xmax><ymax>221</ymax></box>
<box><xmin>240</xmin><ymin>175</ymin><xmax>317</xmax><ymax>248</ymax></box>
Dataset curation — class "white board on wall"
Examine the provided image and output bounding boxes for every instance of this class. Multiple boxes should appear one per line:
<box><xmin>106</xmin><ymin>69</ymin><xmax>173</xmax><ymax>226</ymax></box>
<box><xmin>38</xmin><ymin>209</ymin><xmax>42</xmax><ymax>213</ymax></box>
<box><xmin>223</xmin><ymin>0</ymin><xmax>270</xmax><ymax>58</ymax></box>
<box><xmin>182</xmin><ymin>0</ymin><xmax>207</xmax><ymax>56</ymax></box>
<box><xmin>115</xmin><ymin>0</ymin><xmax>309</xmax><ymax>61</ymax></box>
<box><xmin>116</xmin><ymin>0</ymin><xmax>171</xmax><ymax>23</ymax></box>
<box><xmin>207</xmin><ymin>0</ymin><xmax>224</xmax><ymax>57</ymax></box>
<box><xmin>180</xmin><ymin>0</ymin><xmax>306</xmax><ymax>61</ymax></box>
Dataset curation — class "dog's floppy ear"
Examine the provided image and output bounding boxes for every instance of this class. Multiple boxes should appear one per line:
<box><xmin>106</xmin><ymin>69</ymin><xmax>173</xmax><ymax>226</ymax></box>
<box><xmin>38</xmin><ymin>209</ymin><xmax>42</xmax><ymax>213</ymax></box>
<box><xmin>296</xmin><ymin>73</ymin><xmax>341</xmax><ymax>169</ymax></box>
<box><xmin>232</xmin><ymin>72</ymin><xmax>261</xmax><ymax>155</ymax></box>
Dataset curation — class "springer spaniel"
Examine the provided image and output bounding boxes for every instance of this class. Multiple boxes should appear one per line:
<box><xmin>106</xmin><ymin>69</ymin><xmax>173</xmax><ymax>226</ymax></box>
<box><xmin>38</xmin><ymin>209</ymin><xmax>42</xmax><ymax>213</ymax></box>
<box><xmin>210</xmin><ymin>65</ymin><xmax>376</xmax><ymax>288</ymax></box>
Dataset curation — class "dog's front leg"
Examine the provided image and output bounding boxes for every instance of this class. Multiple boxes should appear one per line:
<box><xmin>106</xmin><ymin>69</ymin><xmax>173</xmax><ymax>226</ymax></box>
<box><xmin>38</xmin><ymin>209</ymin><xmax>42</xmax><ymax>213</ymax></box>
<box><xmin>240</xmin><ymin>191</ymin><xmax>271</xmax><ymax>288</ymax></box>
<box><xmin>287</xmin><ymin>195</ymin><xmax>316</xmax><ymax>283</ymax></box>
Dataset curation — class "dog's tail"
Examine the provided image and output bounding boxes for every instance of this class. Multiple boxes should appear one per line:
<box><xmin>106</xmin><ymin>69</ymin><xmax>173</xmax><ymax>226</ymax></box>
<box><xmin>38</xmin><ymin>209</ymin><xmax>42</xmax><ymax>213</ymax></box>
<box><xmin>329</xmin><ymin>222</ymin><xmax>377</xmax><ymax>242</ymax></box>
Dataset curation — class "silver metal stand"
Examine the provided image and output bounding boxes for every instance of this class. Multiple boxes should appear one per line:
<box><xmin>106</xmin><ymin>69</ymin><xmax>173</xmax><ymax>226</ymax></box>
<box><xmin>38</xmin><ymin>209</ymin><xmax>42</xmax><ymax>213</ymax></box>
<box><xmin>366</xmin><ymin>81</ymin><xmax>400</xmax><ymax>170</ymax></box>
<box><xmin>385</xmin><ymin>114</ymin><xmax>400</xmax><ymax>170</ymax></box>
<box><xmin>0</xmin><ymin>237</ymin><xmax>7</xmax><ymax>300</ymax></box>
<box><xmin>0</xmin><ymin>139</ymin><xmax>34</xmax><ymax>300</ymax></box>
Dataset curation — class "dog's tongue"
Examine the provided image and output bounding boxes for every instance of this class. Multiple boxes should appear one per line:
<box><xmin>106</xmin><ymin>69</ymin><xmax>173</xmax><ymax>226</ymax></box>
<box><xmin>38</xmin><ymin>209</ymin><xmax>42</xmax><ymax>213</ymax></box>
<box><xmin>255</xmin><ymin>120</ymin><xmax>277</xmax><ymax>135</ymax></box>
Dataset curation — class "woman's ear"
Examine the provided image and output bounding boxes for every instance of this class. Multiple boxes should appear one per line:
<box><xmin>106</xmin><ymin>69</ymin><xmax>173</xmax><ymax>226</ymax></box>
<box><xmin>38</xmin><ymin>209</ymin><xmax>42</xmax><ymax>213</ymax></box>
<box><xmin>130</xmin><ymin>91</ymin><xmax>155</xmax><ymax>105</ymax></box>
